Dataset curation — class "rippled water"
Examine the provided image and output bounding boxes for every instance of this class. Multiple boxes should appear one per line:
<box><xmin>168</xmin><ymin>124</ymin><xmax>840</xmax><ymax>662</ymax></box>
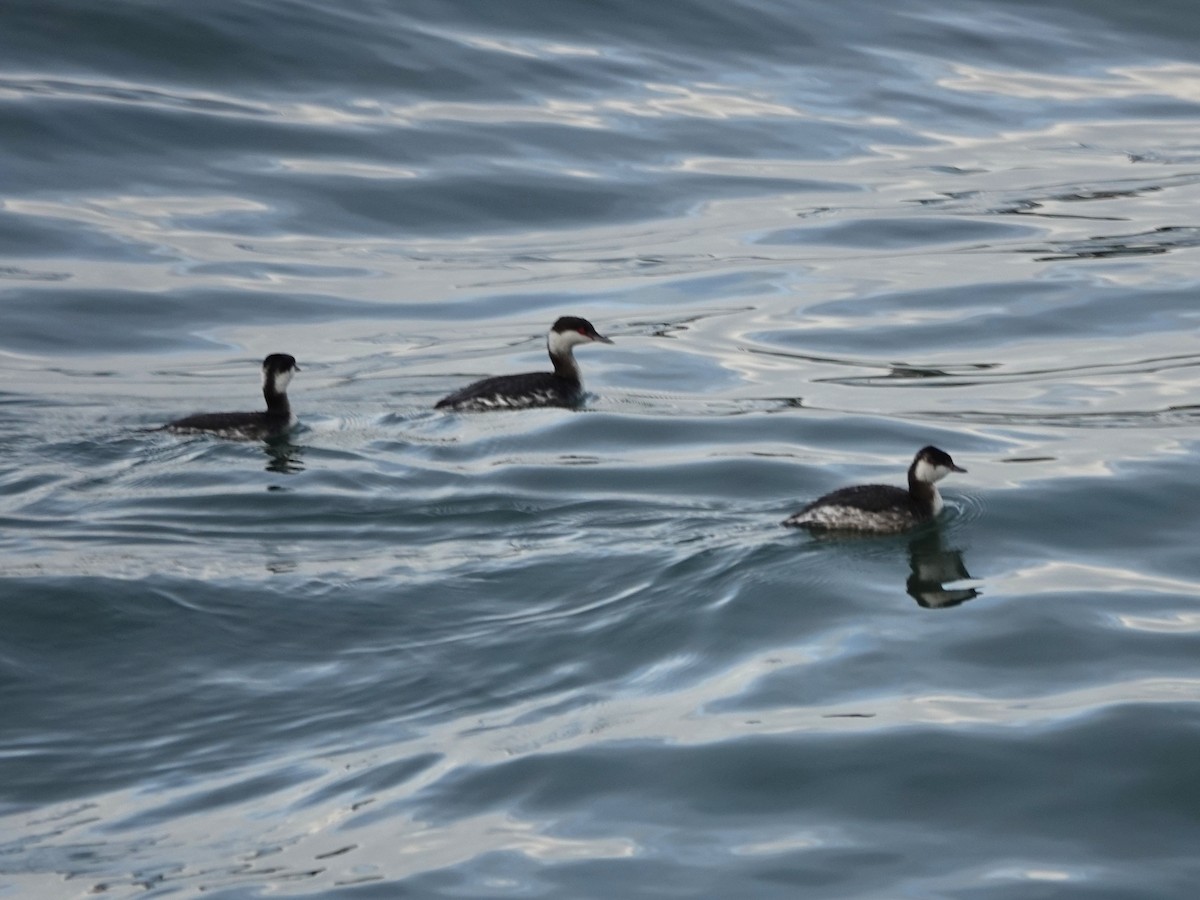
<box><xmin>5</xmin><ymin>0</ymin><xmax>1200</xmax><ymax>896</ymax></box>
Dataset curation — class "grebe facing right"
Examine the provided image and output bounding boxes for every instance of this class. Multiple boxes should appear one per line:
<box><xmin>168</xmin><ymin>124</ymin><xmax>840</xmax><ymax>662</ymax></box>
<box><xmin>783</xmin><ymin>446</ymin><xmax>966</xmax><ymax>534</ymax></box>
<box><xmin>165</xmin><ymin>353</ymin><xmax>299</xmax><ymax>440</ymax></box>
<box><xmin>435</xmin><ymin>316</ymin><xmax>613</xmax><ymax>412</ymax></box>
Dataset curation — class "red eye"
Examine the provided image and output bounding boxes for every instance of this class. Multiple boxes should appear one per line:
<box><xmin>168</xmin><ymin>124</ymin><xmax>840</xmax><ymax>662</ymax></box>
<box><xmin>578</xmin><ymin>328</ymin><xmax>589</xmax><ymax>336</ymax></box>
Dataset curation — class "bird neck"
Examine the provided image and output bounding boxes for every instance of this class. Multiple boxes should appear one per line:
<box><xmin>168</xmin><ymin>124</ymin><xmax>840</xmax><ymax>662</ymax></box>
<box><xmin>908</xmin><ymin>473</ymin><xmax>941</xmax><ymax>512</ymax></box>
<box><xmin>264</xmin><ymin>383</ymin><xmax>291</xmax><ymax>417</ymax></box>
<box><xmin>549</xmin><ymin>344</ymin><xmax>581</xmax><ymax>382</ymax></box>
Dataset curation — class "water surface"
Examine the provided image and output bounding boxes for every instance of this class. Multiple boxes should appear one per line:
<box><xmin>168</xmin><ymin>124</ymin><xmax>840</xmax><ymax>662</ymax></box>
<box><xmin>4</xmin><ymin>0</ymin><xmax>1200</xmax><ymax>896</ymax></box>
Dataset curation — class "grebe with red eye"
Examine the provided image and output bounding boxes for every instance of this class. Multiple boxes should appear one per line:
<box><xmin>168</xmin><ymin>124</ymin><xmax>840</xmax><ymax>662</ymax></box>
<box><xmin>434</xmin><ymin>316</ymin><xmax>614</xmax><ymax>411</ymax></box>
<box><xmin>782</xmin><ymin>446</ymin><xmax>967</xmax><ymax>534</ymax></box>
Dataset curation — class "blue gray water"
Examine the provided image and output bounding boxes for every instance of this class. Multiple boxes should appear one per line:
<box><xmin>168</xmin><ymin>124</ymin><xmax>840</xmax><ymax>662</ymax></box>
<box><xmin>4</xmin><ymin>0</ymin><xmax>1200</xmax><ymax>896</ymax></box>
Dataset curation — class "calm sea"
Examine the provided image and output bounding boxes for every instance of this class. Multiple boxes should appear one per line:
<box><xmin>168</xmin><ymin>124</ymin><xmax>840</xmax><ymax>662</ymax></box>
<box><xmin>4</xmin><ymin>0</ymin><xmax>1200</xmax><ymax>896</ymax></box>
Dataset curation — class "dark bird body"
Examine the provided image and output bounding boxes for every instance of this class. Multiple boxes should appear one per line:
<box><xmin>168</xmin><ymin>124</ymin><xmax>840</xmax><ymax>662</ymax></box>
<box><xmin>435</xmin><ymin>316</ymin><xmax>613</xmax><ymax>412</ymax></box>
<box><xmin>165</xmin><ymin>353</ymin><xmax>299</xmax><ymax>440</ymax></box>
<box><xmin>783</xmin><ymin>446</ymin><xmax>966</xmax><ymax>534</ymax></box>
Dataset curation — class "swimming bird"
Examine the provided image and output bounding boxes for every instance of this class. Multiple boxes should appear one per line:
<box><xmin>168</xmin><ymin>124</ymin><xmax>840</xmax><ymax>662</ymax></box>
<box><xmin>164</xmin><ymin>353</ymin><xmax>299</xmax><ymax>439</ymax></box>
<box><xmin>435</xmin><ymin>316</ymin><xmax>613</xmax><ymax>411</ymax></box>
<box><xmin>783</xmin><ymin>445</ymin><xmax>966</xmax><ymax>534</ymax></box>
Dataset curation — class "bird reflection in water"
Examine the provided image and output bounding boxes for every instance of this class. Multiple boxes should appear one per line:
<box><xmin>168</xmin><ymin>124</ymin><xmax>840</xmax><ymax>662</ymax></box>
<box><xmin>263</xmin><ymin>438</ymin><xmax>304</xmax><ymax>474</ymax></box>
<box><xmin>906</xmin><ymin>528</ymin><xmax>979</xmax><ymax>609</ymax></box>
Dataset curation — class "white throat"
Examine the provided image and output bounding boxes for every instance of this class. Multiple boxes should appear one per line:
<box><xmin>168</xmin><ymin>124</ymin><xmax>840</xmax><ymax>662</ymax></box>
<box><xmin>265</xmin><ymin>368</ymin><xmax>294</xmax><ymax>394</ymax></box>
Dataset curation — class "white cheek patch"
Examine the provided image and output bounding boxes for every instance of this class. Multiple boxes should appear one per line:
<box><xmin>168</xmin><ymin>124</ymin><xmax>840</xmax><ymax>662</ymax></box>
<box><xmin>913</xmin><ymin>459</ymin><xmax>946</xmax><ymax>483</ymax></box>
<box><xmin>548</xmin><ymin>329</ymin><xmax>590</xmax><ymax>355</ymax></box>
<box><xmin>268</xmin><ymin>368</ymin><xmax>295</xmax><ymax>393</ymax></box>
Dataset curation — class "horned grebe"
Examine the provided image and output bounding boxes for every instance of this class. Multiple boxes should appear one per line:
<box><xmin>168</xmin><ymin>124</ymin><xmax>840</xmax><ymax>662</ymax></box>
<box><xmin>164</xmin><ymin>353</ymin><xmax>299</xmax><ymax>440</ymax></box>
<box><xmin>783</xmin><ymin>446</ymin><xmax>966</xmax><ymax>534</ymax></box>
<box><xmin>435</xmin><ymin>316</ymin><xmax>613</xmax><ymax>411</ymax></box>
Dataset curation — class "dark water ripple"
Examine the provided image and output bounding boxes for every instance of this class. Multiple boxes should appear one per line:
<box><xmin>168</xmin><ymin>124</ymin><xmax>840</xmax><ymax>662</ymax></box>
<box><xmin>5</xmin><ymin>0</ymin><xmax>1200</xmax><ymax>896</ymax></box>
